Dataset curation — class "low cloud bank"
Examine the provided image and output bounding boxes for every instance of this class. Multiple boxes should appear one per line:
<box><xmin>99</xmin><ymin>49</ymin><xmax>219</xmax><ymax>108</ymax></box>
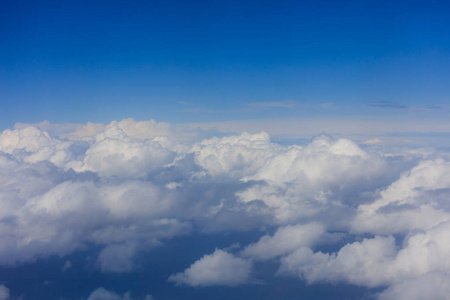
<box><xmin>1</xmin><ymin>118</ymin><xmax>450</xmax><ymax>298</ymax></box>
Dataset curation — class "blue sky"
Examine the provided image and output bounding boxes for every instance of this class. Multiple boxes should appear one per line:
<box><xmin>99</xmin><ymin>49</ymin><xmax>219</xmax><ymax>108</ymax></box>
<box><xmin>2</xmin><ymin>0</ymin><xmax>450</xmax><ymax>130</ymax></box>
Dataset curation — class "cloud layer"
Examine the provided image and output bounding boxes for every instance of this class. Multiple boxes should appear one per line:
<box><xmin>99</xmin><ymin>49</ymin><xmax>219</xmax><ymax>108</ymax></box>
<box><xmin>1</xmin><ymin>118</ymin><xmax>449</xmax><ymax>298</ymax></box>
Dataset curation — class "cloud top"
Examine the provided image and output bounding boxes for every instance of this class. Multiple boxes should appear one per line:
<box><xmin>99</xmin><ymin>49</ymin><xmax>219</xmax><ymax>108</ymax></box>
<box><xmin>168</xmin><ymin>249</ymin><xmax>252</xmax><ymax>287</ymax></box>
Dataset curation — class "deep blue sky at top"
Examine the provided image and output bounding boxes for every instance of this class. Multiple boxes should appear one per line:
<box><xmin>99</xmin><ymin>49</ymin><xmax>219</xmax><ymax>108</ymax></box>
<box><xmin>1</xmin><ymin>0</ymin><xmax>450</xmax><ymax>129</ymax></box>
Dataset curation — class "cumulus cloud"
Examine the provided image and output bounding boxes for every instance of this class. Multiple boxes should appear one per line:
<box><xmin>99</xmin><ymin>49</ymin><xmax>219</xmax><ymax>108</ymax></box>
<box><xmin>189</xmin><ymin>131</ymin><xmax>279</xmax><ymax>178</ymax></box>
<box><xmin>0</xmin><ymin>157</ymin><xmax>190</xmax><ymax>266</ymax></box>
<box><xmin>0</xmin><ymin>126</ymin><xmax>73</xmax><ymax>166</ymax></box>
<box><xmin>0</xmin><ymin>285</ymin><xmax>9</xmax><ymax>300</ymax></box>
<box><xmin>278</xmin><ymin>235</ymin><xmax>398</xmax><ymax>287</ymax></box>
<box><xmin>241</xmin><ymin>222</ymin><xmax>327</xmax><ymax>260</ymax></box>
<box><xmin>168</xmin><ymin>249</ymin><xmax>252</xmax><ymax>287</ymax></box>
<box><xmin>1</xmin><ymin>118</ymin><xmax>449</xmax><ymax>299</ymax></box>
<box><xmin>236</xmin><ymin>134</ymin><xmax>402</xmax><ymax>223</ymax></box>
<box><xmin>279</xmin><ymin>221</ymin><xmax>450</xmax><ymax>297</ymax></box>
<box><xmin>353</xmin><ymin>159</ymin><xmax>450</xmax><ymax>234</ymax></box>
<box><xmin>378</xmin><ymin>272</ymin><xmax>450</xmax><ymax>300</ymax></box>
<box><xmin>72</xmin><ymin>125</ymin><xmax>178</xmax><ymax>178</ymax></box>
<box><xmin>87</xmin><ymin>287</ymin><xmax>153</xmax><ymax>300</ymax></box>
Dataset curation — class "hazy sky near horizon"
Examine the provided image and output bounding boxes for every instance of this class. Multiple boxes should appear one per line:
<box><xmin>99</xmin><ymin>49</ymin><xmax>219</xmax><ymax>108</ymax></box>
<box><xmin>2</xmin><ymin>0</ymin><xmax>450</xmax><ymax>132</ymax></box>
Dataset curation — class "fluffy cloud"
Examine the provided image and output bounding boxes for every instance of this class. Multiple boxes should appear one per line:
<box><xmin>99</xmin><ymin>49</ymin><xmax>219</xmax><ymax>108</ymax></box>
<box><xmin>0</xmin><ymin>160</ymin><xmax>189</xmax><ymax>266</ymax></box>
<box><xmin>87</xmin><ymin>288</ymin><xmax>124</xmax><ymax>300</ymax></box>
<box><xmin>1</xmin><ymin>118</ymin><xmax>449</xmax><ymax>299</ymax></box>
<box><xmin>353</xmin><ymin>159</ymin><xmax>450</xmax><ymax>234</ymax></box>
<box><xmin>189</xmin><ymin>131</ymin><xmax>279</xmax><ymax>178</ymax></box>
<box><xmin>378</xmin><ymin>272</ymin><xmax>450</xmax><ymax>300</ymax></box>
<box><xmin>236</xmin><ymin>134</ymin><xmax>402</xmax><ymax>223</ymax></box>
<box><xmin>87</xmin><ymin>287</ymin><xmax>153</xmax><ymax>300</ymax></box>
<box><xmin>15</xmin><ymin>118</ymin><xmax>173</xmax><ymax>142</ymax></box>
<box><xmin>0</xmin><ymin>285</ymin><xmax>9</xmax><ymax>300</ymax></box>
<box><xmin>72</xmin><ymin>126</ymin><xmax>178</xmax><ymax>178</ymax></box>
<box><xmin>168</xmin><ymin>249</ymin><xmax>252</xmax><ymax>287</ymax></box>
<box><xmin>279</xmin><ymin>221</ymin><xmax>450</xmax><ymax>296</ymax></box>
<box><xmin>241</xmin><ymin>222</ymin><xmax>327</xmax><ymax>260</ymax></box>
<box><xmin>278</xmin><ymin>235</ymin><xmax>398</xmax><ymax>287</ymax></box>
<box><xmin>0</xmin><ymin>126</ymin><xmax>73</xmax><ymax>166</ymax></box>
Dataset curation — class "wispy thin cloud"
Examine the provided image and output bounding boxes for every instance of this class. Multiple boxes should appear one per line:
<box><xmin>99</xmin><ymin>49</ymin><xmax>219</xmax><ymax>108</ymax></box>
<box><xmin>174</xmin><ymin>101</ymin><xmax>226</xmax><ymax>114</ymax></box>
<box><xmin>246</xmin><ymin>101</ymin><xmax>335</xmax><ymax>110</ymax></box>
<box><xmin>247</xmin><ymin>101</ymin><xmax>299</xmax><ymax>109</ymax></box>
<box><xmin>176</xmin><ymin>101</ymin><xmax>335</xmax><ymax>115</ymax></box>
<box><xmin>370</xmin><ymin>101</ymin><xmax>407</xmax><ymax>109</ymax></box>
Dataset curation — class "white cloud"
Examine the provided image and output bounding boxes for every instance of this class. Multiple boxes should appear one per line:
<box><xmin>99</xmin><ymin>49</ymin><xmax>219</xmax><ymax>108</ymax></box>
<box><xmin>236</xmin><ymin>134</ymin><xmax>396</xmax><ymax>222</ymax></box>
<box><xmin>279</xmin><ymin>220</ymin><xmax>450</xmax><ymax>297</ymax></box>
<box><xmin>87</xmin><ymin>287</ymin><xmax>153</xmax><ymax>300</ymax></box>
<box><xmin>108</xmin><ymin>118</ymin><xmax>172</xmax><ymax>140</ymax></box>
<box><xmin>0</xmin><ymin>126</ymin><xmax>73</xmax><ymax>166</ymax></box>
<box><xmin>0</xmin><ymin>285</ymin><xmax>9</xmax><ymax>300</ymax></box>
<box><xmin>168</xmin><ymin>249</ymin><xmax>252</xmax><ymax>287</ymax></box>
<box><xmin>353</xmin><ymin>159</ymin><xmax>450</xmax><ymax>234</ymax></box>
<box><xmin>241</xmin><ymin>222</ymin><xmax>327</xmax><ymax>260</ymax></box>
<box><xmin>87</xmin><ymin>288</ymin><xmax>122</xmax><ymax>300</ymax></box>
<box><xmin>189</xmin><ymin>131</ymin><xmax>279</xmax><ymax>178</ymax></box>
<box><xmin>278</xmin><ymin>235</ymin><xmax>397</xmax><ymax>287</ymax></box>
<box><xmin>0</xmin><ymin>156</ymin><xmax>189</xmax><ymax>266</ymax></box>
<box><xmin>378</xmin><ymin>272</ymin><xmax>450</xmax><ymax>300</ymax></box>
<box><xmin>1</xmin><ymin>118</ymin><xmax>450</xmax><ymax>299</ymax></box>
<box><xmin>73</xmin><ymin>125</ymin><xmax>177</xmax><ymax>178</ymax></box>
